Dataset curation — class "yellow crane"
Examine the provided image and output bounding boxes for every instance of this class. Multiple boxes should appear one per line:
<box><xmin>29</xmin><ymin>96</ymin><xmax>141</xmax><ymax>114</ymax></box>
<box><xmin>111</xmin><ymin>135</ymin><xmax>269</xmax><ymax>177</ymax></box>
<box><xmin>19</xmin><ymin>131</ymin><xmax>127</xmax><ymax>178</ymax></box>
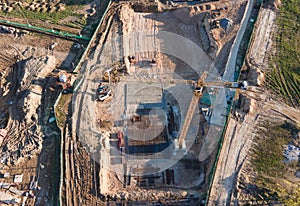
<box><xmin>177</xmin><ymin>72</ymin><xmax>248</xmax><ymax>149</ymax></box>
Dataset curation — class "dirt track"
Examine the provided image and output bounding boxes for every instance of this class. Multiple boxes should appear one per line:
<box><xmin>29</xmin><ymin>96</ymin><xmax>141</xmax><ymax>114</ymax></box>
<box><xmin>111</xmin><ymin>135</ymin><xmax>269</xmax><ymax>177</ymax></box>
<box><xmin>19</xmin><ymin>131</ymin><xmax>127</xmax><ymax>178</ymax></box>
<box><xmin>207</xmin><ymin>6</ymin><xmax>296</xmax><ymax>205</ymax></box>
<box><xmin>248</xmin><ymin>9</ymin><xmax>276</xmax><ymax>69</ymax></box>
<box><xmin>61</xmin><ymin>3</ymin><xmax>117</xmax><ymax>205</ymax></box>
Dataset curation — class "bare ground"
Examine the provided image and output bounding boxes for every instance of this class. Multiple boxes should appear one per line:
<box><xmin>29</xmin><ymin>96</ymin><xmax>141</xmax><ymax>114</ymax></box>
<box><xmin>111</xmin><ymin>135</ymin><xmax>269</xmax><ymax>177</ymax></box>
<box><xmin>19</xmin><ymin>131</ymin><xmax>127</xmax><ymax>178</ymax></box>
<box><xmin>208</xmin><ymin>6</ymin><xmax>300</xmax><ymax>205</ymax></box>
<box><xmin>0</xmin><ymin>30</ymin><xmax>78</xmax><ymax>205</ymax></box>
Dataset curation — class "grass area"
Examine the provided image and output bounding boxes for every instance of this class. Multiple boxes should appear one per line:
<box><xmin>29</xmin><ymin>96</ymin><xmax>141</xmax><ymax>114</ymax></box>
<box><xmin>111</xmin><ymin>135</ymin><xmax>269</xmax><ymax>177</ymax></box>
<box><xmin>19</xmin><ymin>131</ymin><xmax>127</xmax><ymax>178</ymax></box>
<box><xmin>0</xmin><ymin>0</ymin><xmax>109</xmax><ymax>37</ymax></box>
<box><xmin>55</xmin><ymin>94</ymin><xmax>72</xmax><ymax>128</ymax></box>
<box><xmin>252</xmin><ymin>121</ymin><xmax>291</xmax><ymax>177</ymax></box>
<box><xmin>267</xmin><ymin>0</ymin><xmax>300</xmax><ymax>107</ymax></box>
<box><xmin>3</xmin><ymin>4</ymin><xmax>82</xmax><ymax>24</ymax></box>
<box><xmin>0</xmin><ymin>3</ymin><xmax>89</xmax><ymax>33</ymax></box>
<box><xmin>249</xmin><ymin>120</ymin><xmax>300</xmax><ymax>204</ymax></box>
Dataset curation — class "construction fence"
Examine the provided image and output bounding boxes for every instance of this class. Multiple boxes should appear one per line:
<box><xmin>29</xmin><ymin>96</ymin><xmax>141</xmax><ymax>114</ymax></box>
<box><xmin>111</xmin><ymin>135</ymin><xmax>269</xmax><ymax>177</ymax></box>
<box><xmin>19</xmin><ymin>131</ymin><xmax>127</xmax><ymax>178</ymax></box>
<box><xmin>0</xmin><ymin>19</ymin><xmax>90</xmax><ymax>41</ymax></box>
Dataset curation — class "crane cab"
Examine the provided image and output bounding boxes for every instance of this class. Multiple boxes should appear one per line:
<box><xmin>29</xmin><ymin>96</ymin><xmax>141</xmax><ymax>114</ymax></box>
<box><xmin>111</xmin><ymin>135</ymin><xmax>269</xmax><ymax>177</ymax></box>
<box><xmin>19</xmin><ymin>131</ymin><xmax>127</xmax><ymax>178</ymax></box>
<box><xmin>193</xmin><ymin>86</ymin><xmax>204</xmax><ymax>96</ymax></box>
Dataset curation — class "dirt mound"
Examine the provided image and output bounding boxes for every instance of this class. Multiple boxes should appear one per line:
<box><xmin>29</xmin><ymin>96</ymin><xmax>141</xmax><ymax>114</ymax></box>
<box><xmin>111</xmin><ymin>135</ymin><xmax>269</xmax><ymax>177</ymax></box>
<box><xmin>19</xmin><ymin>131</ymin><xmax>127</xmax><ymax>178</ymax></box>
<box><xmin>119</xmin><ymin>5</ymin><xmax>135</xmax><ymax>35</ymax></box>
<box><xmin>272</xmin><ymin>0</ymin><xmax>282</xmax><ymax>10</ymax></box>
<box><xmin>247</xmin><ymin>67</ymin><xmax>264</xmax><ymax>86</ymax></box>
<box><xmin>2</xmin><ymin>55</ymin><xmax>57</xmax><ymax>166</ymax></box>
<box><xmin>37</xmin><ymin>55</ymin><xmax>56</xmax><ymax>78</ymax></box>
<box><xmin>234</xmin><ymin>94</ymin><xmax>257</xmax><ymax>121</ymax></box>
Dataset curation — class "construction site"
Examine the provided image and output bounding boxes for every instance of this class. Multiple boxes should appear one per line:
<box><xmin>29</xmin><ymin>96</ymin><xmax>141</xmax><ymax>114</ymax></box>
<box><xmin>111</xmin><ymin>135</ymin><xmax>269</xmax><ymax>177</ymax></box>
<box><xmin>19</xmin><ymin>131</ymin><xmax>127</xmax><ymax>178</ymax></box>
<box><xmin>70</xmin><ymin>0</ymin><xmax>258</xmax><ymax>204</ymax></box>
<box><xmin>0</xmin><ymin>0</ymin><xmax>299</xmax><ymax>205</ymax></box>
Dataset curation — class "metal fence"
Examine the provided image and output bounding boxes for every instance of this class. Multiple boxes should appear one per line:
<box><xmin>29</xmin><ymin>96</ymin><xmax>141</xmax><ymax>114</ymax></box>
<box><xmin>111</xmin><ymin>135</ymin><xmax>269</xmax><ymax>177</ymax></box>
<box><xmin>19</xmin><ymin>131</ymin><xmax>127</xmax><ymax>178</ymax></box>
<box><xmin>0</xmin><ymin>19</ymin><xmax>90</xmax><ymax>41</ymax></box>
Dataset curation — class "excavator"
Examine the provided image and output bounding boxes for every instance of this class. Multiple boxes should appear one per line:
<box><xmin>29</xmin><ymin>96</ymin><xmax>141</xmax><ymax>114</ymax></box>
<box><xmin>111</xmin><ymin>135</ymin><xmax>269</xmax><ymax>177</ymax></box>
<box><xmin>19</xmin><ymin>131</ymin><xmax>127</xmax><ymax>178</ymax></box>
<box><xmin>177</xmin><ymin>71</ymin><xmax>248</xmax><ymax>149</ymax></box>
<box><xmin>103</xmin><ymin>67</ymin><xmax>120</xmax><ymax>82</ymax></box>
<box><xmin>102</xmin><ymin>62</ymin><xmax>127</xmax><ymax>82</ymax></box>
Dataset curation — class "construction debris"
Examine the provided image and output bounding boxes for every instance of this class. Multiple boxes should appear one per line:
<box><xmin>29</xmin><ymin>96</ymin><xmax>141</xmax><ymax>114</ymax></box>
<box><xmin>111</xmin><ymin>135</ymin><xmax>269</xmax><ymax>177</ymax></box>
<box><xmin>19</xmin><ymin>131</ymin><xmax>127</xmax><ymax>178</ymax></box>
<box><xmin>0</xmin><ymin>21</ymin><xmax>79</xmax><ymax>204</ymax></box>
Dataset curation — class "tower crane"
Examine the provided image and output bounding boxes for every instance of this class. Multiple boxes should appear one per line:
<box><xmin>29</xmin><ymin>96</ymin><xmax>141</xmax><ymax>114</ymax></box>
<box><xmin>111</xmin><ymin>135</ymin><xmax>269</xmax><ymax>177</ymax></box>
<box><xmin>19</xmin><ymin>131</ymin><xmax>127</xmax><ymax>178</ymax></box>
<box><xmin>177</xmin><ymin>71</ymin><xmax>248</xmax><ymax>149</ymax></box>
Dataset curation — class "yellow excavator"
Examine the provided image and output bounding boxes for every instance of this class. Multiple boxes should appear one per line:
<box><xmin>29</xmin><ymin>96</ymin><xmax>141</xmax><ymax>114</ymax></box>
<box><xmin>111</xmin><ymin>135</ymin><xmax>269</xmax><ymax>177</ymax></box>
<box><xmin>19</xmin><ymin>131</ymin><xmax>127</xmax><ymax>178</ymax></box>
<box><xmin>102</xmin><ymin>63</ymin><xmax>126</xmax><ymax>82</ymax></box>
<box><xmin>103</xmin><ymin>66</ymin><xmax>120</xmax><ymax>82</ymax></box>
